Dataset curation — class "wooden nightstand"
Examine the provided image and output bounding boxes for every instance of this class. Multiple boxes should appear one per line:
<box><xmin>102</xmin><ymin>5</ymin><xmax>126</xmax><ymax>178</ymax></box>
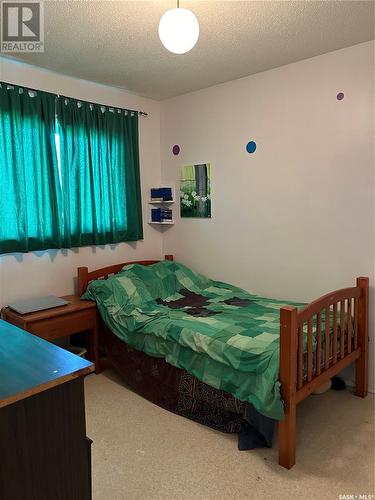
<box><xmin>1</xmin><ymin>295</ymin><xmax>100</xmax><ymax>374</ymax></box>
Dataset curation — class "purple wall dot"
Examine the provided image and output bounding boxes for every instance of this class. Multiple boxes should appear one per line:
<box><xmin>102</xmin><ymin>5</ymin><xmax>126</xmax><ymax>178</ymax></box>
<box><xmin>172</xmin><ymin>145</ymin><xmax>180</xmax><ymax>156</ymax></box>
<box><xmin>336</xmin><ymin>92</ymin><xmax>344</xmax><ymax>101</ymax></box>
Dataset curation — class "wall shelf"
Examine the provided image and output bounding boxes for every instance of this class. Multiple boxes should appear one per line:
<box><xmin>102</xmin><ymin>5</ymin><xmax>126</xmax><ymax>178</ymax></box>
<box><xmin>148</xmin><ymin>221</ymin><xmax>174</xmax><ymax>225</ymax></box>
<box><xmin>148</xmin><ymin>200</ymin><xmax>174</xmax><ymax>204</ymax></box>
<box><xmin>149</xmin><ymin>186</ymin><xmax>174</xmax><ymax>227</ymax></box>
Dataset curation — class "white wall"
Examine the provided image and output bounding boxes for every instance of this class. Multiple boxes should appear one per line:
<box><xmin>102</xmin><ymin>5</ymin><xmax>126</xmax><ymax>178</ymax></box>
<box><xmin>161</xmin><ymin>41</ymin><xmax>375</xmax><ymax>391</ymax></box>
<box><xmin>0</xmin><ymin>58</ymin><xmax>163</xmax><ymax>305</ymax></box>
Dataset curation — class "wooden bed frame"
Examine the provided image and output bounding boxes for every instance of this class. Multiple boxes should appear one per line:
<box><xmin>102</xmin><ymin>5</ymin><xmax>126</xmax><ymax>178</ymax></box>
<box><xmin>78</xmin><ymin>255</ymin><xmax>369</xmax><ymax>469</ymax></box>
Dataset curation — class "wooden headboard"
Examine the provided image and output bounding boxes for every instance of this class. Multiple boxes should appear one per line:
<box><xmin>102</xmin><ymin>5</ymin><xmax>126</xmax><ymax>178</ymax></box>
<box><xmin>77</xmin><ymin>254</ymin><xmax>174</xmax><ymax>296</ymax></box>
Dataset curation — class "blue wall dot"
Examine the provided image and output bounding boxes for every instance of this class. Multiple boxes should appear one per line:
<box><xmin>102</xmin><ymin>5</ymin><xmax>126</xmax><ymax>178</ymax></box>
<box><xmin>246</xmin><ymin>141</ymin><xmax>257</xmax><ymax>154</ymax></box>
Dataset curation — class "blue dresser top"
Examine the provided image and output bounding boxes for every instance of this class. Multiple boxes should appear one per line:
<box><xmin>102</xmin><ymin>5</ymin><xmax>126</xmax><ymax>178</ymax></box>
<box><xmin>0</xmin><ymin>320</ymin><xmax>94</xmax><ymax>408</ymax></box>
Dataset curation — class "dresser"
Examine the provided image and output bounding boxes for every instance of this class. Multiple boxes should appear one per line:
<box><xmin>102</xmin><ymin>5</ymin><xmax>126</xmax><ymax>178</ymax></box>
<box><xmin>0</xmin><ymin>320</ymin><xmax>94</xmax><ymax>500</ymax></box>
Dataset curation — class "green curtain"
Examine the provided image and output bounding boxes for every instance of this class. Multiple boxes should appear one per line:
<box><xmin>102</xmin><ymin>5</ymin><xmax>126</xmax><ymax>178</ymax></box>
<box><xmin>0</xmin><ymin>83</ymin><xmax>143</xmax><ymax>254</ymax></box>
<box><xmin>0</xmin><ymin>84</ymin><xmax>62</xmax><ymax>254</ymax></box>
<box><xmin>56</xmin><ymin>97</ymin><xmax>143</xmax><ymax>247</ymax></box>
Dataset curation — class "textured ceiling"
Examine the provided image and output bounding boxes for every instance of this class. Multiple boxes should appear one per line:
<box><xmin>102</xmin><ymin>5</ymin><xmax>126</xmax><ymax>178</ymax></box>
<box><xmin>6</xmin><ymin>0</ymin><xmax>375</xmax><ymax>100</ymax></box>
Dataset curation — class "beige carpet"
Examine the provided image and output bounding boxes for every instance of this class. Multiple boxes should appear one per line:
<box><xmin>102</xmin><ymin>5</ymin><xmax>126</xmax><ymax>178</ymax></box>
<box><xmin>85</xmin><ymin>370</ymin><xmax>375</xmax><ymax>500</ymax></box>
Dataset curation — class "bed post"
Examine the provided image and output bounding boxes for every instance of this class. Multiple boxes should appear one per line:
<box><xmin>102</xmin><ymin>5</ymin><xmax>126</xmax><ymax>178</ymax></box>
<box><xmin>355</xmin><ymin>277</ymin><xmax>369</xmax><ymax>398</ymax></box>
<box><xmin>77</xmin><ymin>266</ymin><xmax>89</xmax><ymax>296</ymax></box>
<box><xmin>278</xmin><ymin>305</ymin><xmax>298</xmax><ymax>469</ymax></box>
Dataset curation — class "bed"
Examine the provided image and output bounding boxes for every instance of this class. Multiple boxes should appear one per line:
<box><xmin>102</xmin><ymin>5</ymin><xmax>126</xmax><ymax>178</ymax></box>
<box><xmin>78</xmin><ymin>255</ymin><xmax>369</xmax><ymax>469</ymax></box>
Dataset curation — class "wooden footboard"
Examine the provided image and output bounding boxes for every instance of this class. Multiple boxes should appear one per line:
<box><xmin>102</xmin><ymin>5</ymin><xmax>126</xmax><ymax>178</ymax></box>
<box><xmin>278</xmin><ymin>277</ymin><xmax>369</xmax><ymax>469</ymax></box>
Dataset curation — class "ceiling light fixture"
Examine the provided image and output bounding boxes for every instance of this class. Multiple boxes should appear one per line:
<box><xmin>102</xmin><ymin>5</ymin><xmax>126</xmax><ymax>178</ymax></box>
<box><xmin>158</xmin><ymin>0</ymin><xmax>199</xmax><ymax>55</ymax></box>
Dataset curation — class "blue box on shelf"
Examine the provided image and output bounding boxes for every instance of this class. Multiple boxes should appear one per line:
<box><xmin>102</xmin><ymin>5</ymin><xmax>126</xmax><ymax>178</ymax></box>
<box><xmin>150</xmin><ymin>187</ymin><xmax>173</xmax><ymax>201</ymax></box>
<box><xmin>151</xmin><ymin>208</ymin><xmax>173</xmax><ymax>223</ymax></box>
<box><xmin>160</xmin><ymin>209</ymin><xmax>172</xmax><ymax>220</ymax></box>
<box><xmin>150</xmin><ymin>188</ymin><xmax>162</xmax><ymax>200</ymax></box>
<box><xmin>160</xmin><ymin>187</ymin><xmax>173</xmax><ymax>201</ymax></box>
<box><xmin>151</xmin><ymin>208</ymin><xmax>162</xmax><ymax>222</ymax></box>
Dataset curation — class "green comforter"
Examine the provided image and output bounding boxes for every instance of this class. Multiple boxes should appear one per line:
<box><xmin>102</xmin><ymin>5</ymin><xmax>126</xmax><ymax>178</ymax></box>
<box><xmin>82</xmin><ymin>260</ymin><xmax>304</xmax><ymax>420</ymax></box>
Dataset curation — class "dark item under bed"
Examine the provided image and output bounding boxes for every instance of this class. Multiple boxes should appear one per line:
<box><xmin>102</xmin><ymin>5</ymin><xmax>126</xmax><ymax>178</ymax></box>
<box><xmin>102</xmin><ymin>323</ymin><xmax>274</xmax><ymax>449</ymax></box>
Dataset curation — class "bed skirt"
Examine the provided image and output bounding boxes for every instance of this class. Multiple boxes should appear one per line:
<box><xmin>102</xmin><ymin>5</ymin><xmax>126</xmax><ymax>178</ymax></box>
<box><xmin>102</xmin><ymin>324</ymin><xmax>247</xmax><ymax>433</ymax></box>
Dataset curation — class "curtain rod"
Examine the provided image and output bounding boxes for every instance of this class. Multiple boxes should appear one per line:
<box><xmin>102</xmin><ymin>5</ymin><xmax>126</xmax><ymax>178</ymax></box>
<box><xmin>0</xmin><ymin>80</ymin><xmax>149</xmax><ymax>117</ymax></box>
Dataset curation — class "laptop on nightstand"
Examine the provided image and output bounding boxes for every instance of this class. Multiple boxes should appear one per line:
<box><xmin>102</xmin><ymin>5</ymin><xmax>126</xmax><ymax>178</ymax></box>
<box><xmin>8</xmin><ymin>296</ymin><xmax>70</xmax><ymax>315</ymax></box>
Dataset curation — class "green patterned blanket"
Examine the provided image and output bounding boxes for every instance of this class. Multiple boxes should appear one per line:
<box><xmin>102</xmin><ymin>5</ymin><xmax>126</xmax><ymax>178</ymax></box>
<box><xmin>82</xmin><ymin>260</ymin><xmax>305</xmax><ymax>419</ymax></box>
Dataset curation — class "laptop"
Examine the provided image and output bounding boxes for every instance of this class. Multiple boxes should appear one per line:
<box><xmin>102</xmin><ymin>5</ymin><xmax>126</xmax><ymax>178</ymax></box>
<box><xmin>8</xmin><ymin>296</ymin><xmax>70</xmax><ymax>315</ymax></box>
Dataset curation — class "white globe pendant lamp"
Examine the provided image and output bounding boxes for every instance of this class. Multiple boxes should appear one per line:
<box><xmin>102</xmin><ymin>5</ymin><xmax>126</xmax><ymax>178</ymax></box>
<box><xmin>158</xmin><ymin>1</ymin><xmax>199</xmax><ymax>54</ymax></box>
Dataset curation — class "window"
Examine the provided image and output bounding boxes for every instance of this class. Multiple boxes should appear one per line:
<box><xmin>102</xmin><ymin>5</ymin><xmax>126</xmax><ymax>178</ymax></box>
<box><xmin>0</xmin><ymin>83</ymin><xmax>143</xmax><ymax>255</ymax></box>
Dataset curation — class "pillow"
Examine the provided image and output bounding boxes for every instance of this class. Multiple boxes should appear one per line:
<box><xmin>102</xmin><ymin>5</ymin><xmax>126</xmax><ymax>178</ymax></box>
<box><xmin>152</xmin><ymin>260</ymin><xmax>211</xmax><ymax>291</ymax></box>
<box><xmin>82</xmin><ymin>260</ymin><xmax>212</xmax><ymax>307</ymax></box>
<box><xmin>82</xmin><ymin>268</ymin><xmax>154</xmax><ymax>307</ymax></box>
<box><xmin>120</xmin><ymin>263</ymin><xmax>178</xmax><ymax>300</ymax></box>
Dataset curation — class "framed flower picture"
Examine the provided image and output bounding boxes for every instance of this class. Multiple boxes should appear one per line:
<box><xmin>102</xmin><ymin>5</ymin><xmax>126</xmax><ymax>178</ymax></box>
<box><xmin>180</xmin><ymin>163</ymin><xmax>211</xmax><ymax>218</ymax></box>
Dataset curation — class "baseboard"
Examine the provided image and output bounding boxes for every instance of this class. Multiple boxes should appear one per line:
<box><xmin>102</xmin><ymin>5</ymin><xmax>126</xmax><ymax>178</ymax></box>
<box><xmin>343</xmin><ymin>377</ymin><xmax>375</xmax><ymax>394</ymax></box>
